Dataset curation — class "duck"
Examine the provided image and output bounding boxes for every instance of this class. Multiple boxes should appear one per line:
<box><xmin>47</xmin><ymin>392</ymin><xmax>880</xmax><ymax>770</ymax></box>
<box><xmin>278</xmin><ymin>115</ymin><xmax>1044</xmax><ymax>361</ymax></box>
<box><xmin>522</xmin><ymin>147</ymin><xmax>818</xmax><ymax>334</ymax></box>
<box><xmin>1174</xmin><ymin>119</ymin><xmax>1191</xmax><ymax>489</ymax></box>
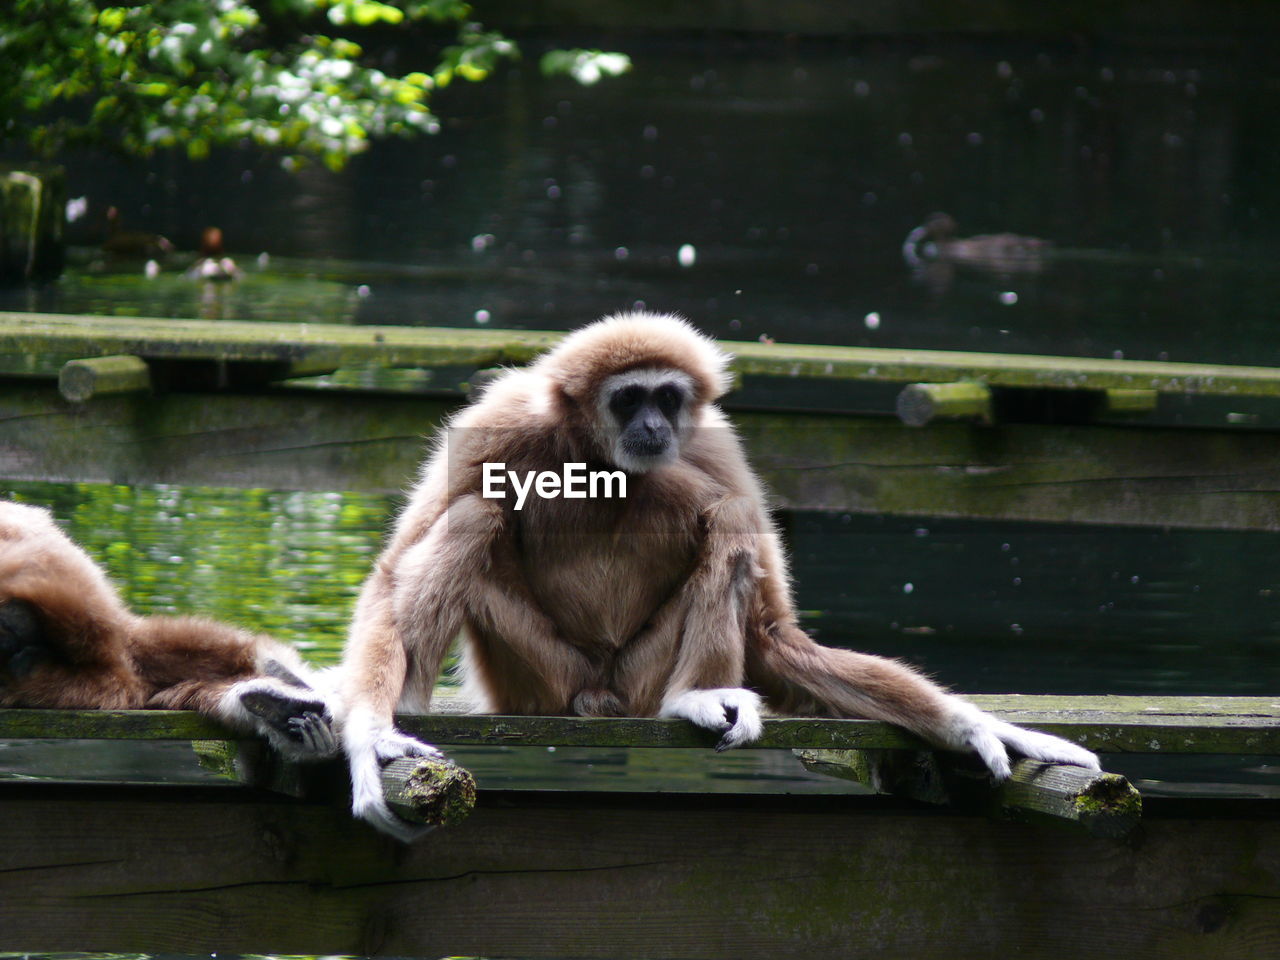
<box><xmin>102</xmin><ymin>206</ymin><xmax>174</xmax><ymax>259</ymax></box>
<box><xmin>187</xmin><ymin>226</ymin><xmax>241</xmax><ymax>282</ymax></box>
<box><xmin>903</xmin><ymin>212</ymin><xmax>1049</xmax><ymax>271</ymax></box>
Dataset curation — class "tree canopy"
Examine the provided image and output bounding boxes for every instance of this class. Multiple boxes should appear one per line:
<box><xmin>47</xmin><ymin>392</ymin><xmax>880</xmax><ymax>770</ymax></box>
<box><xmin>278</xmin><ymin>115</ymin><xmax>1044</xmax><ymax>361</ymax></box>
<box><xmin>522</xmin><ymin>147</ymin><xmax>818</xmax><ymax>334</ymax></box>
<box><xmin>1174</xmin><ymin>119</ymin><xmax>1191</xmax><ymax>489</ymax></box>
<box><xmin>0</xmin><ymin>1</ymin><xmax>630</xmax><ymax>170</ymax></box>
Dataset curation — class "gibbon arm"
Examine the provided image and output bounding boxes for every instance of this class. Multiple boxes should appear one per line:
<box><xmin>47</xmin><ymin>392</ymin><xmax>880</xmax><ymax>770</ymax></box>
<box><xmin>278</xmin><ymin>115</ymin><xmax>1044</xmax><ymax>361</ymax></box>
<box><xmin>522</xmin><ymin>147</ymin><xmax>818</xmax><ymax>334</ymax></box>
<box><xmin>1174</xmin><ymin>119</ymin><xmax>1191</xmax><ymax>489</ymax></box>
<box><xmin>341</xmin><ymin>493</ymin><xmax>597</xmax><ymax>839</ymax></box>
<box><xmin>638</xmin><ymin>496</ymin><xmax>767</xmax><ymax>749</ymax></box>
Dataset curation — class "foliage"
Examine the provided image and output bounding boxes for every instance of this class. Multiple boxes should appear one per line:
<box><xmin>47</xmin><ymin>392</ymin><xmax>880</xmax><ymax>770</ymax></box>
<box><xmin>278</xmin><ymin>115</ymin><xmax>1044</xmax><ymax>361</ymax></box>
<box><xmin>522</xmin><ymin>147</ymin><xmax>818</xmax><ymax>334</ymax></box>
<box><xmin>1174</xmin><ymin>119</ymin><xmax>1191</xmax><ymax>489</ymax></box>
<box><xmin>0</xmin><ymin>0</ymin><xmax>630</xmax><ymax>171</ymax></box>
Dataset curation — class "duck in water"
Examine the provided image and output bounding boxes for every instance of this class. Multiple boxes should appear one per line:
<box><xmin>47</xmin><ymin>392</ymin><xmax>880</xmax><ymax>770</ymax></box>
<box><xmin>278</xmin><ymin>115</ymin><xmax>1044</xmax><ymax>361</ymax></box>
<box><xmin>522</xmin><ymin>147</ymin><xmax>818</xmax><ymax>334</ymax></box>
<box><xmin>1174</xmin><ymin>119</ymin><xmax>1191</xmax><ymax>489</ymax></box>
<box><xmin>903</xmin><ymin>212</ymin><xmax>1049</xmax><ymax>272</ymax></box>
<box><xmin>187</xmin><ymin>226</ymin><xmax>241</xmax><ymax>282</ymax></box>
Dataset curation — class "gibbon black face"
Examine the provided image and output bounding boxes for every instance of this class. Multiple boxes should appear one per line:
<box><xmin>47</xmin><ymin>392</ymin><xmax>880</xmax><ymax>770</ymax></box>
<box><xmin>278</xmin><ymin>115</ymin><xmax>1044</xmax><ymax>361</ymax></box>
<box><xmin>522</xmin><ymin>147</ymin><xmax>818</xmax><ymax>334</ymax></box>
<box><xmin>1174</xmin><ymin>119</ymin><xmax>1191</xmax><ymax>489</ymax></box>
<box><xmin>601</xmin><ymin>369</ymin><xmax>693</xmax><ymax>472</ymax></box>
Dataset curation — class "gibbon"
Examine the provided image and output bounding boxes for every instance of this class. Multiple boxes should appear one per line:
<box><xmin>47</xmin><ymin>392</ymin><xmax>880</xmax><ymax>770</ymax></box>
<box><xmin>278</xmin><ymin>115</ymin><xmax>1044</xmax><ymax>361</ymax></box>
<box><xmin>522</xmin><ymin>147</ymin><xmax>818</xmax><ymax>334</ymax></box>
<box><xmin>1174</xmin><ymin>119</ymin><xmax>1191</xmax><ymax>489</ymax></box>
<box><xmin>338</xmin><ymin>312</ymin><xmax>1099</xmax><ymax>840</ymax></box>
<box><xmin>0</xmin><ymin>500</ymin><xmax>335</xmax><ymax>760</ymax></box>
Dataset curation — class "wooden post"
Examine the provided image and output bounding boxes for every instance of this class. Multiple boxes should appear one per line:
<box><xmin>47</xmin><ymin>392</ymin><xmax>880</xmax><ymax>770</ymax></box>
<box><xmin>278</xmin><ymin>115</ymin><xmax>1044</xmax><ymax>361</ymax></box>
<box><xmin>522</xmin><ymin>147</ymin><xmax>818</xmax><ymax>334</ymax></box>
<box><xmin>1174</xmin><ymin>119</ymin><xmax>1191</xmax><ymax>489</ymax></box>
<box><xmin>896</xmin><ymin>381</ymin><xmax>992</xmax><ymax>426</ymax></box>
<box><xmin>1104</xmin><ymin>387</ymin><xmax>1159</xmax><ymax>414</ymax></box>
<box><xmin>0</xmin><ymin>166</ymin><xmax>65</xmax><ymax>282</ymax></box>
<box><xmin>58</xmin><ymin>355</ymin><xmax>152</xmax><ymax>402</ymax></box>
<box><xmin>380</xmin><ymin>755</ymin><xmax>477</xmax><ymax>827</ymax></box>
<box><xmin>796</xmin><ymin>748</ymin><xmax>1141</xmax><ymax>839</ymax></box>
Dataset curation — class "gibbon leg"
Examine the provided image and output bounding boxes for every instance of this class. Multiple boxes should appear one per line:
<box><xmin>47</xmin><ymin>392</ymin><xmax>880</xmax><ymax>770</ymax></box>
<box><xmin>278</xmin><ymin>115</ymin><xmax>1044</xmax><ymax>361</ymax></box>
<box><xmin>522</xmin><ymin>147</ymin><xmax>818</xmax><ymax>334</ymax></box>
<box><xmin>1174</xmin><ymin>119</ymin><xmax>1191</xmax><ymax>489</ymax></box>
<box><xmin>631</xmin><ymin>498</ymin><xmax>766</xmax><ymax>749</ymax></box>
<box><xmin>133</xmin><ymin>616</ymin><xmax>338</xmax><ymax>760</ymax></box>
<box><xmin>748</xmin><ymin>624</ymin><xmax>1099</xmax><ymax>777</ymax></box>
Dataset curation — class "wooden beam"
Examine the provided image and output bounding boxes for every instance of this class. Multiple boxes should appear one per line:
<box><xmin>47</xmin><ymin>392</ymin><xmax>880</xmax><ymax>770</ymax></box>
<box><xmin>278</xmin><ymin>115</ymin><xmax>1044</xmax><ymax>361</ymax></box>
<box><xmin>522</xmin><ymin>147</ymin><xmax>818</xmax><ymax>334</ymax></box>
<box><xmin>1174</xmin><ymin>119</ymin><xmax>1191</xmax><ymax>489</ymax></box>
<box><xmin>5</xmin><ymin>382</ymin><xmax>1280</xmax><ymax>530</ymax></box>
<box><xmin>1</xmin><ymin>695</ymin><xmax>1276</xmax><ymax>754</ymax></box>
<box><xmin>796</xmin><ymin>749</ymin><xmax>1142</xmax><ymax>839</ymax></box>
<box><xmin>0</xmin><ymin>786</ymin><xmax>1276</xmax><ymax>958</ymax></box>
<box><xmin>57</xmin><ymin>354</ymin><xmax>151</xmax><ymax>402</ymax></box>
<box><xmin>896</xmin><ymin>381</ymin><xmax>993</xmax><ymax>426</ymax></box>
<box><xmin>8</xmin><ymin>310</ymin><xmax>1280</xmax><ymax>398</ymax></box>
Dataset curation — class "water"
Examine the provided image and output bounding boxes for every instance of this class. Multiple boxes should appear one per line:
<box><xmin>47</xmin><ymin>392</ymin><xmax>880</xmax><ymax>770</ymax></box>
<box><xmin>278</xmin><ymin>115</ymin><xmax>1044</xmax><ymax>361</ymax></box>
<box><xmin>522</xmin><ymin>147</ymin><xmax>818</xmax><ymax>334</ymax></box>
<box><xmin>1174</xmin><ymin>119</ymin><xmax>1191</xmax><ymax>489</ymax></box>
<box><xmin>4</xmin><ymin>37</ymin><xmax>1280</xmax><ymax>365</ymax></box>
<box><xmin>7</xmin><ymin>480</ymin><xmax>1276</xmax><ymax>697</ymax></box>
<box><xmin>3</xmin><ymin>479</ymin><xmax>1277</xmax><ymax>797</ymax></box>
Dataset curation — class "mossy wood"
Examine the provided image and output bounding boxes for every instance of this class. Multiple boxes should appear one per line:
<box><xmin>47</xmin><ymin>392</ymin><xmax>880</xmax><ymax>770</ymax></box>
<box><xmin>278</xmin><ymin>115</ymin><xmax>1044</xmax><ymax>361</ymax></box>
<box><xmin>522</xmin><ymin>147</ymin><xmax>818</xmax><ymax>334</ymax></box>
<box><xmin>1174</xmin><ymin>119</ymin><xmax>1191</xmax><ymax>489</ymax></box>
<box><xmin>57</xmin><ymin>354</ymin><xmax>152</xmax><ymax>402</ymax></box>
<box><xmin>797</xmin><ymin>749</ymin><xmax>1142</xmax><ymax>839</ymax></box>
<box><xmin>0</xmin><ymin>694</ymin><xmax>1276</xmax><ymax>754</ymax></box>
<box><xmin>896</xmin><ymin>381</ymin><xmax>992</xmax><ymax>425</ymax></box>
<box><xmin>7</xmin><ymin>310</ymin><xmax>1280</xmax><ymax>398</ymax></box>
<box><xmin>1</xmin><ymin>785</ymin><xmax>1277</xmax><ymax>959</ymax></box>
<box><xmin>5</xmin><ymin>381</ymin><xmax>1280</xmax><ymax>530</ymax></box>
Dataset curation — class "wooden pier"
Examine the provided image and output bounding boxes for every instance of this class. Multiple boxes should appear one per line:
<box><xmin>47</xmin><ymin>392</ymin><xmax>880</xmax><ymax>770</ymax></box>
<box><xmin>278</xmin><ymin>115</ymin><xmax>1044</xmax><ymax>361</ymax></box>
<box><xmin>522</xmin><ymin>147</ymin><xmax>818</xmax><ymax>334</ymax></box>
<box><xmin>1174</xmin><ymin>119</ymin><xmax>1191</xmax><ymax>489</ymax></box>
<box><xmin>1</xmin><ymin>697</ymin><xmax>1278</xmax><ymax>958</ymax></box>
<box><xmin>4</xmin><ymin>311</ymin><xmax>1280</xmax><ymax>530</ymax></box>
<box><xmin>2</xmin><ymin>311</ymin><xmax>1279</xmax><ymax>956</ymax></box>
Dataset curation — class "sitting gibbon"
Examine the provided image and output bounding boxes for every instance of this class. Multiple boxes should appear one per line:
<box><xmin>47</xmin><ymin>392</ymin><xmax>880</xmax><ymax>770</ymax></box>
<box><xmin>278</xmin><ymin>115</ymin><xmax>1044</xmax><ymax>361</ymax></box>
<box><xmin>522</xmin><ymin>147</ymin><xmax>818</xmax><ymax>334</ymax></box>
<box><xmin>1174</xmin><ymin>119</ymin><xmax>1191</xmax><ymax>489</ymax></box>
<box><xmin>337</xmin><ymin>312</ymin><xmax>1100</xmax><ymax>840</ymax></box>
<box><xmin>0</xmin><ymin>500</ymin><xmax>335</xmax><ymax>760</ymax></box>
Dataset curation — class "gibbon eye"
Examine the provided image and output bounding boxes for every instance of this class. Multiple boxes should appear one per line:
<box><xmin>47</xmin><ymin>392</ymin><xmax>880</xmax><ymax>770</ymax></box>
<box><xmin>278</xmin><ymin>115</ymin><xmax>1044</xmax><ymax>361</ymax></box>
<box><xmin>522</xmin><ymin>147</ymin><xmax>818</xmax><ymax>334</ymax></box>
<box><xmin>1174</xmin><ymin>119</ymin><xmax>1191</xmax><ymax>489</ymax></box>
<box><xmin>653</xmin><ymin>384</ymin><xmax>683</xmax><ymax>417</ymax></box>
<box><xmin>609</xmin><ymin>384</ymin><xmax>646</xmax><ymax>417</ymax></box>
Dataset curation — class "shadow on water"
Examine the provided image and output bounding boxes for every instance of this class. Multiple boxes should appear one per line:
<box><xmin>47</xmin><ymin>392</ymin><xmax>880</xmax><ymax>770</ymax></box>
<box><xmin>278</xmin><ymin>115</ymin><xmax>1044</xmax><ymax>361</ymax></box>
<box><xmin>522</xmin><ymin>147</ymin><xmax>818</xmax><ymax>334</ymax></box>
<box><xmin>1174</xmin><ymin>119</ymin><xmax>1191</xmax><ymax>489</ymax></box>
<box><xmin>3</xmin><ymin>36</ymin><xmax>1280</xmax><ymax>365</ymax></box>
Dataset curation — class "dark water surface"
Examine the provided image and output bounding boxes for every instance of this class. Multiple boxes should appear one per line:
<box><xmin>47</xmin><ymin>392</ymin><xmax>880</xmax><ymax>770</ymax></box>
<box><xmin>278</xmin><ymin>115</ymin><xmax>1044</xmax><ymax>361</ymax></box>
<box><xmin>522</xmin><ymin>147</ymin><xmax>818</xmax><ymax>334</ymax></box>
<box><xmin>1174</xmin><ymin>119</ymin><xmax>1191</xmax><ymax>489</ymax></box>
<box><xmin>5</xmin><ymin>36</ymin><xmax>1280</xmax><ymax>366</ymax></box>
<box><xmin>8</xmin><ymin>480</ymin><xmax>1277</xmax><ymax>696</ymax></box>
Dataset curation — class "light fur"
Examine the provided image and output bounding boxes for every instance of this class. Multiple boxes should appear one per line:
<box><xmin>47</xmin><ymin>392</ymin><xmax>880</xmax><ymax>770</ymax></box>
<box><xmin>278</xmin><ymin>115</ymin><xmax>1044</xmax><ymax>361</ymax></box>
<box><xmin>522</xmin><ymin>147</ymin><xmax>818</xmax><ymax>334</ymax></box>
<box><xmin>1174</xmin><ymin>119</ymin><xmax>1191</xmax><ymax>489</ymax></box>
<box><xmin>338</xmin><ymin>312</ymin><xmax>1100</xmax><ymax>838</ymax></box>
<box><xmin>0</xmin><ymin>500</ymin><xmax>337</xmax><ymax>761</ymax></box>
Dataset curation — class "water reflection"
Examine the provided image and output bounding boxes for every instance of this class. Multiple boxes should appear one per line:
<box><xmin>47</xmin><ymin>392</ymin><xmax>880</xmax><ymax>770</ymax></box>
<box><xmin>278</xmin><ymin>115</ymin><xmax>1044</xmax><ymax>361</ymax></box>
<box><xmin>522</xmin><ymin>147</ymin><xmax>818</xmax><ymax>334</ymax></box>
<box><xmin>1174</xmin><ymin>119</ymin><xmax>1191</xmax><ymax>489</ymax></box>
<box><xmin>5</xmin><ymin>480</ymin><xmax>1276</xmax><ymax>698</ymax></box>
<box><xmin>5</xmin><ymin>481</ymin><xmax>392</xmax><ymax>665</ymax></box>
<box><xmin>3</xmin><ymin>38</ymin><xmax>1279</xmax><ymax>363</ymax></box>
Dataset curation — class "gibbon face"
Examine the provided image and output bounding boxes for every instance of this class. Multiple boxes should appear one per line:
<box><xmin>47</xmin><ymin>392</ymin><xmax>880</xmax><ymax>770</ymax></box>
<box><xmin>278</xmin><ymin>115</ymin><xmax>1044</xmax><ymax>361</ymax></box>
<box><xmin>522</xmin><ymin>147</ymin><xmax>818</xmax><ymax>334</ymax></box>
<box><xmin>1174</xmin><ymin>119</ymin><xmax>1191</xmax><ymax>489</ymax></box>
<box><xmin>596</xmin><ymin>367</ymin><xmax>696</xmax><ymax>472</ymax></box>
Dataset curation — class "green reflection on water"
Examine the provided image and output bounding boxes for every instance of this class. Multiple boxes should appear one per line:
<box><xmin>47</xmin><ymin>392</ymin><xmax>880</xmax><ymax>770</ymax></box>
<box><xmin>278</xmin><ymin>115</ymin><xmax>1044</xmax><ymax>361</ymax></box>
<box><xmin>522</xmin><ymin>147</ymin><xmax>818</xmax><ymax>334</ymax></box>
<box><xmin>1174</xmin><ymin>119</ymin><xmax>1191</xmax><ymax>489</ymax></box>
<box><xmin>5</xmin><ymin>480</ymin><xmax>395</xmax><ymax>666</ymax></box>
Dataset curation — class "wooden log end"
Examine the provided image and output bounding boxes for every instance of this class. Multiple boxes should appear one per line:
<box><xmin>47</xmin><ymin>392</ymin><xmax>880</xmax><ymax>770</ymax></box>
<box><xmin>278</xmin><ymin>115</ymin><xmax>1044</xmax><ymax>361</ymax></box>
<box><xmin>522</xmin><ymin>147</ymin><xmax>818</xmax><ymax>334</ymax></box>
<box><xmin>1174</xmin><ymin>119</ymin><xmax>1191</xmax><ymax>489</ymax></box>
<box><xmin>58</xmin><ymin>355</ymin><xmax>151</xmax><ymax>402</ymax></box>
<box><xmin>896</xmin><ymin>381</ymin><xmax>992</xmax><ymax>426</ymax></box>
<box><xmin>1067</xmin><ymin>770</ymin><xmax>1143</xmax><ymax>836</ymax></box>
<box><xmin>380</xmin><ymin>755</ymin><xmax>477</xmax><ymax>828</ymax></box>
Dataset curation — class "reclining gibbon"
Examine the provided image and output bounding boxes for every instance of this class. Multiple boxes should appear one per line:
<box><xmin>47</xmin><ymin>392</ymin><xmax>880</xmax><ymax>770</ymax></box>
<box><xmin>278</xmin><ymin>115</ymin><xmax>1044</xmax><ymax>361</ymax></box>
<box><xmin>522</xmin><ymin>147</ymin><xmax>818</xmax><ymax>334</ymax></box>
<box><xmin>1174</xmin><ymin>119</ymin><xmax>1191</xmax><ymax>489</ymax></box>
<box><xmin>338</xmin><ymin>311</ymin><xmax>1100</xmax><ymax>840</ymax></box>
<box><xmin>0</xmin><ymin>500</ymin><xmax>336</xmax><ymax>760</ymax></box>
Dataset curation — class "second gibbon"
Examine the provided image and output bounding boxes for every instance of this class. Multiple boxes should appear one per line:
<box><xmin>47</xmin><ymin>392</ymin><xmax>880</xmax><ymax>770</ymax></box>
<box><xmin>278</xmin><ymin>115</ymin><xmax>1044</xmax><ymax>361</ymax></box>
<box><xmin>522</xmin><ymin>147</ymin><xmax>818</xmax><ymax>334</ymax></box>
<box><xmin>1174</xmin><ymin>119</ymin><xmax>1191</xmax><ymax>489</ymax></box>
<box><xmin>0</xmin><ymin>500</ymin><xmax>335</xmax><ymax>760</ymax></box>
<box><xmin>338</xmin><ymin>312</ymin><xmax>1099</xmax><ymax>840</ymax></box>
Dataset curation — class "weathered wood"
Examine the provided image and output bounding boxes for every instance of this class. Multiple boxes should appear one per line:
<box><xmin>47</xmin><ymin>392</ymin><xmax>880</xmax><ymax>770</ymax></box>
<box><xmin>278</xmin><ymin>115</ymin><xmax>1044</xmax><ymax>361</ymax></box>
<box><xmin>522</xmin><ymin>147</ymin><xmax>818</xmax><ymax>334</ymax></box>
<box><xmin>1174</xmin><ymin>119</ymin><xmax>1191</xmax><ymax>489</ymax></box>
<box><xmin>896</xmin><ymin>381</ymin><xmax>993</xmax><ymax>425</ymax></box>
<box><xmin>5</xmin><ymin>382</ymin><xmax>1280</xmax><ymax>530</ymax></box>
<box><xmin>797</xmin><ymin>750</ymin><xmax>1142</xmax><ymax>839</ymax></box>
<box><xmin>1</xmin><ymin>695</ymin><xmax>1276</xmax><ymax>753</ymax></box>
<box><xmin>57</xmin><ymin>354</ymin><xmax>152</xmax><ymax>402</ymax></box>
<box><xmin>0</xmin><ymin>169</ymin><xmax>65</xmax><ymax>282</ymax></box>
<box><xmin>380</xmin><ymin>755</ymin><xmax>477</xmax><ymax>826</ymax></box>
<box><xmin>0</xmin><ymin>786</ymin><xmax>1276</xmax><ymax>959</ymax></box>
<box><xmin>8</xmin><ymin>311</ymin><xmax>1280</xmax><ymax>398</ymax></box>
<box><xmin>1106</xmin><ymin>387</ymin><xmax>1160</xmax><ymax>413</ymax></box>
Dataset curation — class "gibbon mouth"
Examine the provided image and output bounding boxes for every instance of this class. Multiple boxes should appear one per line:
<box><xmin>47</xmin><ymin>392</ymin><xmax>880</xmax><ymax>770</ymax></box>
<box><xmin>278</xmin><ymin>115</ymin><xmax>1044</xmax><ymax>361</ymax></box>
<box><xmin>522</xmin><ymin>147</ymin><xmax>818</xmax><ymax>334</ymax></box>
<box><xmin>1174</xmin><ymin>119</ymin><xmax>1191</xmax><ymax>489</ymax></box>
<box><xmin>622</xmin><ymin>437</ymin><xmax>671</xmax><ymax>458</ymax></box>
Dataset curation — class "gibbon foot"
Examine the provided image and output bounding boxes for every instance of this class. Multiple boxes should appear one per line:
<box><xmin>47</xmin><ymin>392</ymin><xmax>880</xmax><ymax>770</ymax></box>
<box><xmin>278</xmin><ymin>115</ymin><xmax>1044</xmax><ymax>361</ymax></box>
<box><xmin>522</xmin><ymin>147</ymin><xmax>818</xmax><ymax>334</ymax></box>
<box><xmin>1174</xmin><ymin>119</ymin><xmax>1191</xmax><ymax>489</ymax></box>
<box><xmin>571</xmin><ymin>687</ymin><xmax>628</xmax><ymax>717</ymax></box>
<box><xmin>661</xmin><ymin>687</ymin><xmax>764</xmax><ymax>752</ymax></box>
<box><xmin>945</xmin><ymin>699</ymin><xmax>1099</xmax><ymax>780</ymax></box>
<box><xmin>235</xmin><ymin>679</ymin><xmax>338</xmax><ymax>761</ymax></box>
<box><xmin>0</xmin><ymin>599</ymin><xmax>51</xmax><ymax>678</ymax></box>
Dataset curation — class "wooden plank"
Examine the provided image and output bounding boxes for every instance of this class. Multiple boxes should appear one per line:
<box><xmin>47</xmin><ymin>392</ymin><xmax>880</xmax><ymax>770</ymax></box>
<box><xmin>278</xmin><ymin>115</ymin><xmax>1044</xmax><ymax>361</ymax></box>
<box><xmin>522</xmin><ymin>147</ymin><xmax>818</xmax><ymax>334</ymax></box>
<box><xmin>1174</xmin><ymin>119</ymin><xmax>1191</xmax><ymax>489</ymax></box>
<box><xmin>6</xmin><ymin>310</ymin><xmax>1280</xmax><ymax>398</ymax></box>
<box><xmin>57</xmin><ymin>354</ymin><xmax>151</xmax><ymax>402</ymax></box>
<box><xmin>0</xmin><ymin>786</ymin><xmax>1277</xmax><ymax>958</ymax></box>
<box><xmin>797</xmin><ymin>751</ymin><xmax>1143</xmax><ymax>839</ymax></box>
<box><xmin>1</xmin><ymin>695</ymin><xmax>1276</xmax><ymax>754</ymax></box>
<box><xmin>4</xmin><ymin>382</ymin><xmax>1280</xmax><ymax>530</ymax></box>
